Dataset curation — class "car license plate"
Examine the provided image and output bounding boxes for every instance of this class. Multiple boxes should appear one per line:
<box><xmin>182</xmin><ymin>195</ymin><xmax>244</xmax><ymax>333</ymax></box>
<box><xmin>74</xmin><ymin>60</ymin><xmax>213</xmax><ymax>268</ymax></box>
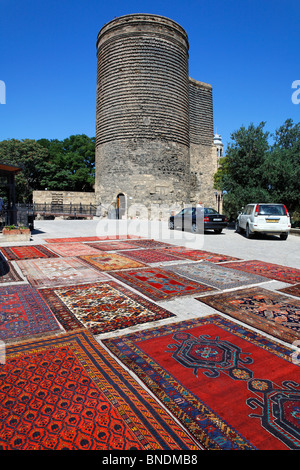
<box><xmin>266</xmin><ymin>219</ymin><xmax>279</xmax><ymax>223</ymax></box>
<box><xmin>213</xmin><ymin>218</ymin><xmax>222</xmax><ymax>221</ymax></box>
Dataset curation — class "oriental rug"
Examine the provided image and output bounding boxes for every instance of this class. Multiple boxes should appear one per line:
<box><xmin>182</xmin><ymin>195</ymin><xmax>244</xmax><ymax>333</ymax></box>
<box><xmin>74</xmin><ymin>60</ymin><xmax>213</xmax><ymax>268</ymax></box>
<box><xmin>109</xmin><ymin>268</ymin><xmax>214</xmax><ymax>301</ymax></box>
<box><xmin>16</xmin><ymin>257</ymin><xmax>108</xmax><ymax>288</ymax></box>
<box><xmin>0</xmin><ymin>330</ymin><xmax>199</xmax><ymax>450</ymax></box>
<box><xmin>78</xmin><ymin>253</ymin><xmax>146</xmax><ymax>271</ymax></box>
<box><xmin>45</xmin><ymin>243</ymin><xmax>102</xmax><ymax>257</ymax></box>
<box><xmin>198</xmin><ymin>287</ymin><xmax>300</xmax><ymax>344</ymax></box>
<box><xmin>104</xmin><ymin>315</ymin><xmax>300</xmax><ymax>450</ymax></box>
<box><xmin>164</xmin><ymin>246</ymin><xmax>241</xmax><ymax>263</ymax></box>
<box><xmin>117</xmin><ymin>249</ymin><xmax>183</xmax><ymax>264</ymax></box>
<box><xmin>38</xmin><ymin>281</ymin><xmax>175</xmax><ymax>334</ymax></box>
<box><xmin>128</xmin><ymin>239</ymin><xmax>174</xmax><ymax>249</ymax></box>
<box><xmin>44</xmin><ymin>235</ymin><xmax>144</xmax><ymax>243</ymax></box>
<box><xmin>0</xmin><ymin>257</ymin><xmax>23</xmax><ymax>284</ymax></box>
<box><xmin>85</xmin><ymin>241</ymin><xmax>140</xmax><ymax>251</ymax></box>
<box><xmin>164</xmin><ymin>261</ymin><xmax>267</xmax><ymax>290</ymax></box>
<box><xmin>279</xmin><ymin>284</ymin><xmax>300</xmax><ymax>298</ymax></box>
<box><xmin>0</xmin><ymin>285</ymin><xmax>61</xmax><ymax>343</ymax></box>
<box><xmin>225</xmin><ymin>260</ymin><xmax>300</xmax><ymax>284</ymax></box>
<box><xmin>0</xmin><ymin>245</ymin><xmax>58</xmax><ymax>261</ymax></box>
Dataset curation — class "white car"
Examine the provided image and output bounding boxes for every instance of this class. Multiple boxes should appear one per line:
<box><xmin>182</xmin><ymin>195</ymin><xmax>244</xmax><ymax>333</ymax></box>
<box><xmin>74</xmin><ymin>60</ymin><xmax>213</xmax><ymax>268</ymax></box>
<box><xmin>236</xmin><ymin>203</ymin><xmax>291</xmax><ymax>240</ymax></box>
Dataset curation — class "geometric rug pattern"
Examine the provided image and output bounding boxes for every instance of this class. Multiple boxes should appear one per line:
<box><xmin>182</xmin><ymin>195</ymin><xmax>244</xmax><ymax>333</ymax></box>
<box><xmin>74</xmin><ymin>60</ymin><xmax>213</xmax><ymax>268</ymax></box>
<box><xmin>103</xmin><ymin>315</ymin><xmax>300</xmax><ymax>450</ymax></box>
<box><xmin>117</xmin><ymin>249</ymin><xmax>184</xmax><ymax>264</ymax></box>
<box><xmin>279</xmin><ymin>284</ymin><xmax>300</xmax><ymax>298</ymax></box>
<box><xmin>38</xmin><ymin>282</ymin><xmax>175</xmax><ymax>334</ymax></box>
<box><xmin>163</xmin><ymin>261</ymin><xmax>268</xmax><ymax>290</ymax></box>
<box><xmin>0</xmin><ymin>257</ymin><xmax>23</xmax><ymax>283</ymax></box>
<box><xmin>225</xmin><ymin>260</ymin><xmax>300</xmax><ymax>284</ymax></box>
<box><xmin>163</xmin><ymin>246</ymin><xmax>241</xmax><ymax>263</ymax></box>
<box><xmin>198</xmin><ymin>287</ymin><xmax>300</xmax><ymax>344</ymax></box>
<box><xmin>0</xmin><ymin>285</ymin><xmax>61</xmax><ymax>343</ymax></box>
<box><xmin>85</xmin><ymin>242</ymin><xmax>140</xmax><ymax>251</ymax></box>
<box><xmin>45</xmin><ymin>243</ymin><xmax>104</xmax><ymax>257</ymax></box>
<box><xmin>109</xmin><ymin>268</ymin><xmax>215</xmax><ymax>301</ymax></box>
<box><xmin>78</xmin><ymin>253</ymin><xmax>146</xmax><ymax>271</ymax></box>
<box><xmin>16</xmin><ymin>257</ymin><xmax>109</xmax><ymax>288</ymax></box>
<box><xmin>44</xmin><ymin>235</ymin><xmax>144</xmax><ymax>243</ymax></box>
<box><xmin>0</xmin><ymin>245</ymin><xmax>58</xmax><ymax>261</ymax></box>
<box><xmin>0</xmin><ymin>330</ymin><xmax>199</xmax><ymax>449</ymax></box>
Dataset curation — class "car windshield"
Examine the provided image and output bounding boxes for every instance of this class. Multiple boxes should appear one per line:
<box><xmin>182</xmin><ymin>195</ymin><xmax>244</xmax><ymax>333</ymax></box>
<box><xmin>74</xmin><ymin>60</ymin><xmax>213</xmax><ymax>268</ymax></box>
<box><xmin>204</xmin><ymin>208</ymin><xmax>219</xmax><ymax>215</ymax></box>
<box><xmin>258</xmin><ymin>205</ymin><xmax>286</xmax><ymax>216</ymax></box>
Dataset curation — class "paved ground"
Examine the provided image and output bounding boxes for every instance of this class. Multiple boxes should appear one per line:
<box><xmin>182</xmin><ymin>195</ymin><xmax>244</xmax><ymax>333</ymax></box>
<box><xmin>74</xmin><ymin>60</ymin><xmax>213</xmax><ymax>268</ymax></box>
<box><xmin>2</xmin><ymin>217</ymin><xmax>297</xmax><ymax>348</ymax></box>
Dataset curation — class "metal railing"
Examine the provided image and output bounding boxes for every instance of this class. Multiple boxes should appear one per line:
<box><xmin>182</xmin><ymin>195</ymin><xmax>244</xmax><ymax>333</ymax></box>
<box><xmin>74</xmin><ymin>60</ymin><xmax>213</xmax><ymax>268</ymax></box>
<box><xmin>32</xmin><ymin>203</ymin><xmax>99</xmax><ymax>217</ymax></box>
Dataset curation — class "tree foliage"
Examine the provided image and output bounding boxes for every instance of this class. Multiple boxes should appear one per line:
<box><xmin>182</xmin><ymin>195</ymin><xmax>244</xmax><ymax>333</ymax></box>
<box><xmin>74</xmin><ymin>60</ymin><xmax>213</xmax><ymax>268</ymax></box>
<box><xmin>214</xmin><ymin>119</ymin><xmax>300</xmax><ymax>221</ymax></box>
<box><xmin>0</xmin><ymin>135</ymin><xmax>95</xmax><ymax>202</ymax></box>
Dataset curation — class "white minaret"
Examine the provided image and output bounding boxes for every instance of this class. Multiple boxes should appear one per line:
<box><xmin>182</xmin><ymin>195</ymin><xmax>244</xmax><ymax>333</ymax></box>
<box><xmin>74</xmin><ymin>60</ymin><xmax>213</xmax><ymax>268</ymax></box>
<box><xmin>214</xmin><ymin>132</ymin><xmax>224</xmax><ymax>163</ymax></box>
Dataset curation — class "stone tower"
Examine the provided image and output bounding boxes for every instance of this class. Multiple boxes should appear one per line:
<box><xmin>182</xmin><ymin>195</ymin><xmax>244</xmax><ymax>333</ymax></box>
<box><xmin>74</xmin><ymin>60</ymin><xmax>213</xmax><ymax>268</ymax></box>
<box><xmin>95</xmin><ymin>14</ymin><xmax>216</xmax><ymax>218</ymax></box>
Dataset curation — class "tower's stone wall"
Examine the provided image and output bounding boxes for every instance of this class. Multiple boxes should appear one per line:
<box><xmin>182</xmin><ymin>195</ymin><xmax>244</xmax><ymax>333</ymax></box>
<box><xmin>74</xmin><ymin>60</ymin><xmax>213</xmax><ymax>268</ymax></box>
<box><xmin>95</xmin><ymin>14</ymin><xmax>218</xmax><ymax>217</ymax></box>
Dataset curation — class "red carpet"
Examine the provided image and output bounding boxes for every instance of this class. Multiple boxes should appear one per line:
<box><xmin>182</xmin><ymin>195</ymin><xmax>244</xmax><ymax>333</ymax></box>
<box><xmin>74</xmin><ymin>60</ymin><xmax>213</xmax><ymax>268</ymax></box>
<box><xmin>0</xmin><ymin>330</ymin><xmax>200</xmax><ymax>450</ymax></box>
<box><xmin>104</xmin><ymin>315</ymin><xmax>300</xmax><ymax>450</ymax></box>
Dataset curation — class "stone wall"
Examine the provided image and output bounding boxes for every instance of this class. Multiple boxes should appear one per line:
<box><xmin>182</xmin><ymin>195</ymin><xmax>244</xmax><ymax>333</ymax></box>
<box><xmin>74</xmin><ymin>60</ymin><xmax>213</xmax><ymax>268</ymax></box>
<box><xmin>95</xmin><ymin>14</ymin><xmax>191</xmax><ymax>211</ymax></box>
<box><xmin>32</xmin><ymin>190</ymin><xmax>96</xmax><ymax>206</ymax></box>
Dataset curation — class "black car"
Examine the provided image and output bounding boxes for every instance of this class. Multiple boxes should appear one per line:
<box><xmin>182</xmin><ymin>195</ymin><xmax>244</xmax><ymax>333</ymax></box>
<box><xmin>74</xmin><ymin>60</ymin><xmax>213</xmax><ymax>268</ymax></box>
<box><xmin>168</xmin><ymin>207</ymin><xmax>227</xmax><ymax>234</ymax></box>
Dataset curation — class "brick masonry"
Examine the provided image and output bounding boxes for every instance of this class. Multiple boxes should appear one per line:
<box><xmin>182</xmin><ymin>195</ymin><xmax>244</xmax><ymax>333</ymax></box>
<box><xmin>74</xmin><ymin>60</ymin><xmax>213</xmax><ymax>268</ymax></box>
<box><xmin>95</xmin><ymin>14</ymin><xmax>219</xmax><ymax>219</ymax></box>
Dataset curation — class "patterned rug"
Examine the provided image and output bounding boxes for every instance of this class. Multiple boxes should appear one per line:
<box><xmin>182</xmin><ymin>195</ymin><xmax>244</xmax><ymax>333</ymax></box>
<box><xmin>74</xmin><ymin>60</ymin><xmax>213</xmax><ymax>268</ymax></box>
<box><xmin>78</xmin><ymin>253</ymin><xmax>146</xmax><ymax>271</ymax></box>
<box><xmin>127</xmin><ymin>239</ymin><xmax>174</xmax><ymax>249</ymax></box>
<box><xmin>198</xmin><ymin>287</ymin><xmax>300</xmax><ymax>344</ymax></box>
<box><xmin>225</xmin><ymin>260</ymin><xmax>300</xmax><ymax>284</ymax></box>
<box><xmin>85</xmin><ymin>241</ymin><xmax>140</xmax><ymax>251</ymax></box>
<box><xmin>117</xmin><ymin>249</ymin><xmax>183</xmax><ymax>264</ymax></box>
<box><xmin>44</xmin><ymin>235</ymin><xmax>144</xmax><ymax>243</ymax></box>
<box><xmin>109</xmin><ymin>268</ymin><xmax>214</xmax><ymax>301</ymax></box>
<box><xmin>279</xmin><ymin>284</ymin><xmax>300</xmax><ymax>298</ymax></box>
<box><xmin>45</xmin><ymin>243</ymin><xmax>103</xmax><ymax>257</ymax></box>
<box><xmin>0</xmin><ymin>285</ymin><xmax>61</xmax><ymax>343</ymax></box>
<box><xmin>0</xmin><ymin>330</ymin><xmax>199</xmax><ymax>450</ymax></box>
<box><xmin>164</xmin><ymin>246</ymin><xmax>241</xmax><ymax>263</ymax></box>
<box><xmin>103</xmin><ymin>315</ymin><xmax>300</xmax><ymax>450</ymax></box>
<box><xmin>38</xmin><ymin>281</ymin><xmax>175</xmax><ymax>334</ymax></box>
<box><xmin>0</xmin><ymin>257</ymin><xmax>23</xmax><ymax>283</ymax></box>
<box><xmin>0</xmin><ymin>245</ymin><xmax>58</xmax><ymax>261</ymax></box>
<box><xmin>16</xmin><ymin>257</ymin><xmax>109</xmax><ymax>288</ymax></box>
<box><xmin>163</xmin><ymin>261</ymin><xmax>268</xmax><ymax>290</ymax></box>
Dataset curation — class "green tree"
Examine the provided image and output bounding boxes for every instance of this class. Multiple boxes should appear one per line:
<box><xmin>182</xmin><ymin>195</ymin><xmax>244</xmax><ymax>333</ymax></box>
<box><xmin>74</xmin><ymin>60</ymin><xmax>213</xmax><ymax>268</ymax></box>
<box><xmin>214</xmin><ymin>122</ymin><xmax>271</xmax><ymax>220</ymax></box>
<box><xmin>0</xmin><ymin>139</ymin><xmax>48</xmax><ymax>202</ymax></box>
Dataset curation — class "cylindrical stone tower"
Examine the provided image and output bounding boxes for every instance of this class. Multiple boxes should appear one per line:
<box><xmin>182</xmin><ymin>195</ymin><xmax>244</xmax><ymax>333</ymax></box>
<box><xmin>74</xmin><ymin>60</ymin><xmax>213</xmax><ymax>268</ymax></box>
<box><xmin>95</xmin><ymin>14</ymin><xmax>191</xmax><ymax>216</ymax></box>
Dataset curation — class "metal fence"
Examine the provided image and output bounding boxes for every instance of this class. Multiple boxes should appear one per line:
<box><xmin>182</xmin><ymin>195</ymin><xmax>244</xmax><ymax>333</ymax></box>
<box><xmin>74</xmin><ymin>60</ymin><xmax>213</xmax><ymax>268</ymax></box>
<box><xmin>32</xmin><ymin>203</ymin><xmax>98</xmax><ymax>218</ymax></box>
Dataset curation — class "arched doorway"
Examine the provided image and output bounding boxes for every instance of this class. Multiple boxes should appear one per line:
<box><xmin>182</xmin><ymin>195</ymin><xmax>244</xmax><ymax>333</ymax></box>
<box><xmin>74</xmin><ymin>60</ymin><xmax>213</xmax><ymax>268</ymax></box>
<box><xmin>116</xmin><ymin>193</ymin><xmax>126</xmax><ymax>219</ymax></box>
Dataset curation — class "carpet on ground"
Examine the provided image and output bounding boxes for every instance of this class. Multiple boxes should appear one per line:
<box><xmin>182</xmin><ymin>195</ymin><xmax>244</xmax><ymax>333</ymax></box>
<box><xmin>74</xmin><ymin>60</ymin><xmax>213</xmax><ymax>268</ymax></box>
<box><xmin>104</xmin><ymin>315</ymin><xmax>300</xmax><ymax>450</ymax></box>
<box><xmin>0</xmin><ymin>285</ymin><xmax>62</xmax><ymax>343</ymax></box>
<box><xmin>198</xmin><ymin>287</ymin><xmax>300</xmax><ymax>344</ymax></box>
<box><xmin>279</xmin><ymin>284</ymin><xmax>300</xmax><ymax>298</ymax></box>
<box><xmin>109</xmin><ymin>267</ymin><xmax>214</xmax><ymax>301</ymax></box>
<box><xmin>44</xmin><ymin>235</ymin><xmax>144</xmax><ymax>243</ymax></box>
<box><xmin>163</xmin><ymin>246</ymin><xmax>241</xmax><ymax>263</ymax></box>
<box><xmin>0</xmin><ymin>330</ymin><xmax>200</xmax><ymax>450</ymax></box>
<box><xmin>117</xmin><ymin>248</ymin><xmax>184</xmax><ymax>264</ymax></box>
<box><xmin>225</xmin><ymin>260</ymin><xmax>300</xmax><ymax>284</ymax></box>
<box><xmin>38</xmin><ymin>281</ymin><xmax>175</xmax><ymax>334</ymax></box>
<box><xmin>85</xmin><ymin>241</ymin><xmax>140</xmax><ymax>251</ymax></box>
<box><xmin>78</xmin><ymin>253</ymin><xmax>146</xmax><ymax>271</ymax></box>
<box><xmin>126</xmin><ymin>239</ymin><xmax>174</xmax><ymax>249</ymax></box>
<box><xmin>16</xmin><ymin>257</ymin><xmax>109</xmax><ymax>288</ymax></box>
<box><xmin>163</xmin><ymin>261</ymin><xmax>268</xmax><ymax>290</ymax></box>
<box><xmin>0</xmin><ymin>245</ymin><xmax>58</xmax><ymax>261</ymax></box>
<box><xmin>45</xmin><ymin>243</ymin><xmax>103</xmax><ymax>257</ymax></box>
<box><xmin>0</xmin><ymin>257</ymin><xmax>23</xmax><ymax>283</ymax></box>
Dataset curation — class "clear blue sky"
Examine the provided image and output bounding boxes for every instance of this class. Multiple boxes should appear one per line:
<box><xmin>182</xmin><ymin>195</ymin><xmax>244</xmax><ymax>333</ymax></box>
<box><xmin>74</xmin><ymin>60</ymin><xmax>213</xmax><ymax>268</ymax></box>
<box><xmin>0</xmin><ymin>0</ymin><xmax>299</xmax><ymax>150</ymax></box>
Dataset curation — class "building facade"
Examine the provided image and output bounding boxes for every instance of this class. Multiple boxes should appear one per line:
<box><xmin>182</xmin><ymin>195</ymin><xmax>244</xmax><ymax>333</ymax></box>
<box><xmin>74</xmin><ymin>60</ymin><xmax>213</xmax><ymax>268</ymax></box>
<box><xmin>95</xmin><ymin>14</ymin><xmax>218</xmax><ymax>218</ymax></box>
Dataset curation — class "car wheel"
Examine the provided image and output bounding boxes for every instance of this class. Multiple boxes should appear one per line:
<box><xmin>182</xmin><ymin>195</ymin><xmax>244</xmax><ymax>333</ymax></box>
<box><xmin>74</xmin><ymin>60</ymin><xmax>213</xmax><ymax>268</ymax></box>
<box><xmin>191</xmin><ymin>223</ymin><xmax>197</xmax><ymax>233</ymax></box>
<box><xmin>280</xmin><ymin>233</ymin><xmax>288</xmax><ymax>240</ymax></box>
<box><xmin>235</xmin><ymin>221</ymin><xmax>241</xmax><ymax>233</ymax></box>
<box><xmin>169</xmin><ymin>220</ymin><xmax>174</xmax><ymax>230</ymax></box>
<box><xmin>245</xmin><ymin>224</ymin><xmax>253</xmax><ymax>239</ymax></box>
